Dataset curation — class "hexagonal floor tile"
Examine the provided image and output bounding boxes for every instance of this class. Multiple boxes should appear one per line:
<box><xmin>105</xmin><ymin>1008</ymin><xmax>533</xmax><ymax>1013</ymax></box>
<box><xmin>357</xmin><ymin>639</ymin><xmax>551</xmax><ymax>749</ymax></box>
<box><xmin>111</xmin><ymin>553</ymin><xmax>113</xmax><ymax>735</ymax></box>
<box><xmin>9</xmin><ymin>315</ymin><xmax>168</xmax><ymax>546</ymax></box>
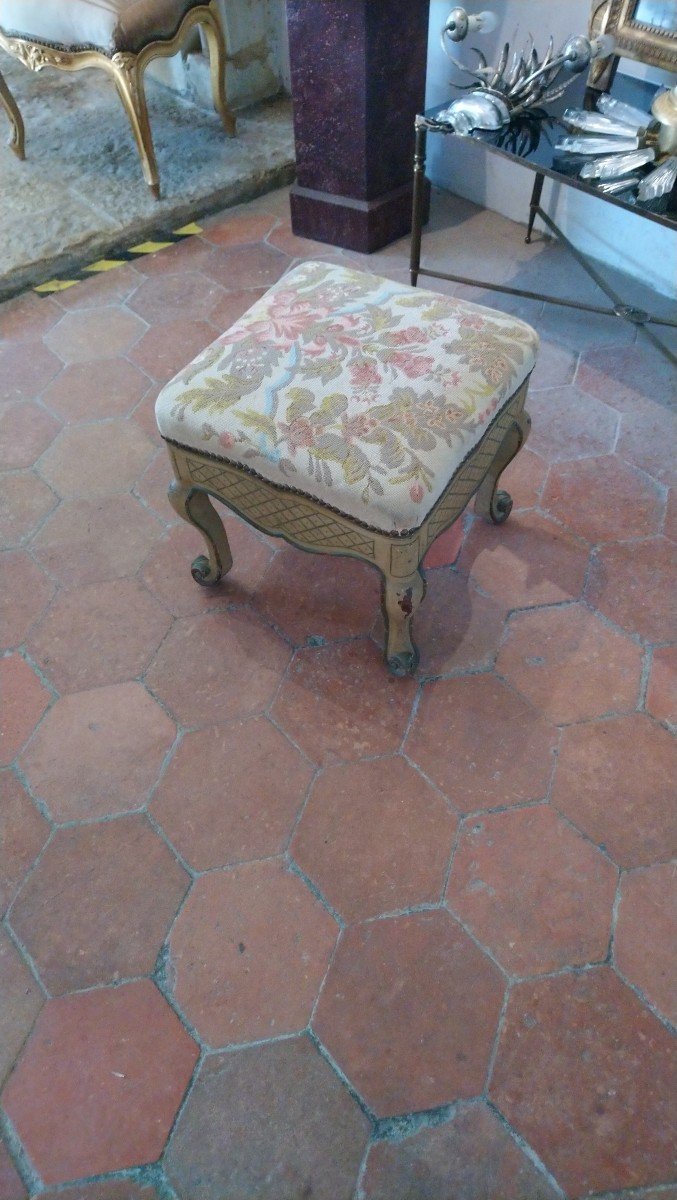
<box><xmin>616</xmin><ymin>398</ymin><xmax>677</xmax><ymax>487</ymax></box>
<box><xmin>208</xmin><ymin>286</ymin><xmax>268</xmax><ymax>332</ymax></box>
<box><xmin>202</xmin><ymin>242</ymin><xmax>289</xmax><ymax>290</ymax></box>
<box><xmin>0</xmin><ymin>401</ymin><xmax>61</xmax><ymax>470</ymax></box>
<box><xmin>41</xmin><ymin>358</ymin><xmax>150</xmax><ymax>423</ymax></box>
<box><xmin>489</xmin><ymin>968</ymin><xmax>676</xmax><ymax>1197</ymax></box>
<box><xmin>27</xmin><ymin>579</ymin><xmax>171</xmax><ymax>693</ymax></box>
<box><xmin>646</xmin><ymin>645</ymin><xmax>677</xmax><ymax>727</ymax></box>
<box><xmin>253</xmin><ymin>548</ymin><xmax>381</xmax><ymax>645</ymax></box>
<box><xmin>541</xmin><ymin>455</ymin><xmax>666</xmax><ymax>544</ymax></box>
<box><xmin>446</xmin><ymin>805</ymin><xmax>617</xmax><ymax>976</ymax></box>
<box><xmin>457</xmin><ymin>510</ymin><xmax>589</xmax><ymax>610</ymax></box>
<box><xmin>0</xmin><ymin>470</ymin><xmax>57</xmax><ymax>548</ymax></box>
<box><xmin>53</xmin><ymin>262</ymin><xmax>141</xmax><ymax>311</ymax></box>
<box><xmin>313</xmin><ymin>910</ymin><xmax>505</xmax><ymax>1117</ymax></box>
<box><xmin>586</xmin><ymin>537</ymin><xmax>677</xmax><ymax>644</ymax></box>
<box><xmin>31</xmin><ymin>494</ymin><xmax>163</xmax><ymax>588</ymax></box>
<box><xmin>145</xmin><ymin>609</ymin><xmax>290</xmax><ymax>727</ymax></box>
<box><xmin>404</xmin><ymin>674</ymin><xmax>556</xmax><ymax>812</ymax></box>
<box><xmin>19</xmin><ymin>681</ymin><xmax>175</xmax><ymax>821</ymax></box>
<box><xmin>0</xmin><ymin>654</ymin><xmax>51</xmax><ymax>767</ymax></box>
<box><xmin>0</xmin><ymin>772</ymin><xmax>50</xmax><ymax>916</ymax></box>
<box><xmin>127</xmin><ymin>272</ymin><xmax>225</xmax><ymax>325</ymax></box>
<box><xmin>168</xmin><ymin>860</ymin><xmax>338</xmax><ymax>1046</ymax></box>
<box><xmin>271</xmin><ymin>640</ymin><xmax>417</xmax><ymax>767</ymax></box>
<box><xmin>43</xmin><ymin>306</ymin><xmax>145</xmax><ymax>363</ymax></box>
<box><xmin>128</xmin><ymin>318</ymin><xmax>215</xmax><ymax>383</ymax></box>
<box><xmin>290</xmin><ymin>757</ymin><xmax>457</xmax><ymax>921</ymax></box>
<box><xmin>0</xmin><ymin>926</ymin><xmax>43</xmax><ymax>1087</ymax></box>
<box><xmin>0</xmin><ymin>341</ymin><xmax>62</xmax><ymax>402</ymax></box>
<box><xmin>496</xmin><ymin>604</ymin><xmax>642</xmax><ymax>725</ymax></box>
<box><xmin>494</xmin><ymin>445</ymin><xmax>548</xmax><ymax>512</ymax></box>
<box><xmin>200</xmin><ymin>211</ymin><xmax>276</xmax><ymax>247</ymax></box>
<box><xmin>576</xmin><ymin>343</ymin><xmax>676</xmax><ymax>413</ymax></box>
<box><xmin>0</xmin><ymin>551</ymin><xmax>54</xmax><ymax>648</ymax></box>
<box><xmin>0</xmin><ymin>292</ymin><xmax>61</xmax><ymax>342</ymax></box>
<box><xmin>164</xmin><ymin>1036</ymin><xmax>370</xmax><ymax>1200</ymax></box>
<box><xmin>150</xmin><ymin>717</ymin><xmax>313</xmax><ymax>870</ymax></box>
<box><xmin>36</xmin><ymin>1183</ymin><xmax>162</xmax><ymax>1200</ymax></box>
<box><xmin>403</xmin><ymin>568</ymin><xmax>507</xmax><ymax>679</ymax></box>
<box><xmin>525</xmin><ymin>386</ymin><xmax>618</xmax><ymax>463</ymax></box>
<box><xmin>37</xmin><ymin>421</ymin><xmax>156</xmax><ymax>499</ymax></box>
<box><xmin>141</xmin><ymin>519</ymin><xmax>273</xmax><ymax>617</ymax></box>
<box><xmin>2</xmin><ymin>980</ymin><xmax>198</xmax><ymax>1184</ymax></box>
<box><xmin>614</xmin><ymin>862</ymin><xmax>676</xmax><ymax>1025</ymax></box>
<box><xmin>551</xmin><ymin>714</ymin><xmax>676</xmax><ymax>867</ymax></box>
<box><xmin>9</xmin><ymin>814</ymin><xmax>188</xmax><ymax>995</ymax></box>
<box><xmin>361</xmin><ymin>1101</ymin><xmax>561</xmax><ymax>1200</ymax></box>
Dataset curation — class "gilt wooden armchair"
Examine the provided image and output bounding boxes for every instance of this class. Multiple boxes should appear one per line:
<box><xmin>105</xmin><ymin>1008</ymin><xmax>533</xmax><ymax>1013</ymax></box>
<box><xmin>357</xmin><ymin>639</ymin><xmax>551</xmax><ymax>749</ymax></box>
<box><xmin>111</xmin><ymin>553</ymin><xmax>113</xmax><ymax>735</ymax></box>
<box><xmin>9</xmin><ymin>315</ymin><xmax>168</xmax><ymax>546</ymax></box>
<box><xmin>0</xmin><ymin>0</ymin><xmax>235</xmax><ymax>197</ymax></box>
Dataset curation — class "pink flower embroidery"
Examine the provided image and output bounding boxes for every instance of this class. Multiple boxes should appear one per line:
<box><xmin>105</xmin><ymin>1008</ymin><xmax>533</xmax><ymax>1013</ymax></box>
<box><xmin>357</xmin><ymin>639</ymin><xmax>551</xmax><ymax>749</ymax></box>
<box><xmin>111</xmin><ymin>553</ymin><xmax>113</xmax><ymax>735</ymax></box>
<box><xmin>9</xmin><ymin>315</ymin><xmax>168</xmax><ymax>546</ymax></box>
<box><xmin>390</xmin><ymin>327</ymin><xmax>427</xmax><ymax>346</ymax></box>
<box><xmin>219</xmin><ymin>431</ymin><xmax>235</xmax><ymax>449</ymax></box>
<box><xmin>389</xmin><ymin>351</ymin><xmax>435</xmax><ymax>379</ymax></box>
<box><xmin>350</xmin><ymin>360</ymin><xmax>382</xmax><ymax>388</ymax></box>
<box><xmin>410</xmin><ymin>483</ymin><xmax>425</xmax><ymax>504</ymax></box>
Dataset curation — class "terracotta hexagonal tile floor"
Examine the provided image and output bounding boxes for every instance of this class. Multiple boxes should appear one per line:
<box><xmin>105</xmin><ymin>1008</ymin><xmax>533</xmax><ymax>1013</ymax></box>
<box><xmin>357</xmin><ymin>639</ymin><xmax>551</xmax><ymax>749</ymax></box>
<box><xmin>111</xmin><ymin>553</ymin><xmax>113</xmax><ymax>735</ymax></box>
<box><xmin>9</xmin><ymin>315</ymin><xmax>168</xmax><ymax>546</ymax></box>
<box><xmin>496</xmin><ymin>603</ymin><xmax>643</xmax><ymax>725</ymax></box>
<box><xmin>253</xmin><ymin>547</ymin><xmax>381</xmax><ymax>645</ymax></box>
<box><xmin>0</xmin><ymin>190</ymin><xmax>674</xmax><ymax>1195</ymax></box>
<box><xmin>551</xmin><ymin>714</ymin><xmax>676</xmax><ymax>867</ymax></box>
<box><xmin>0</xmin><ymin>772</ymin><xmax>50</xmax><ymax>916</ymax></box>
<box><xmin>1</xmin><ymin>980</ymin><xmax>198</xmax><ymax>1184</ymax></box>
<box><xmin>19</xmin><ymin>681</ymin><xmax>175</xmax><ymax>821</ymax></box>
<box><xmin>489</xmin><ymin>968</ymin><xmax>677</xmax><ymax>1197</ymax></box>
<box><xmin>446</xmin><ymin>805</ymin><xmax>617</xmax><ymax>976</ymax></box>
<box><xmin>146</xmin><ymin>608</ymin><xmax>291</xmax><ymax>727</ymax></box>
<box><xmin>150</xmin><ymin>717</ymin><xmax>313</xmax><ymax>870</ymax></box>
<box><xmin>290</xmin><ymin>756</ymin><xmax>457</xmax><ymax>921</ymax></box>
<box><xmin>0</xmin><ymin>653</ymin><xmax>51</xmax><ymax>766</ymax></box>
<box><xmin>164</xmin><ymin>1036</ymin><xmax>370</xmax><ymax>1200</ymax></box>
<box><xmin>585</xmin><ymin>536</ymin><xmax>677</xmax><ymax>644</ymax></box>
<box><xmin>26</xmin><ymin>578</ymin><xmax>171</xmax><ymax>694</ymax></box>
<box><xmin>360</xmin><ymin>1101</ymin><xmax>561</xmax><ymax>1200</ymax></box>
<box><xmin>313</xmin><ymin>910</ymin><xmax>505</xmax><ymax>1116</ymax></box>
<box><xmin>9</xmin><ymin>815</ymin><xmax>189</xmax><ymax>994</ymax></box>
<box><xmin>271</xmin><ymin>639</ymin><xmax>418</xmax><ymax>766</ymax></box>
<box><xmin>614</xmin><ymin>862</ymin><xmax>677</xmax><ymax>1025</ymax></box>
<box><xmin>168</xmin><ymin>859</ymin><xmax>338</xmax><ymax>1046</ymax></box>
<box><xmin>457</xmin><ymin>510</ymin><xmax>589</xmax><ymax>610</ymax></box>
<box><xmin>405</xmin><ymin>673</ymin><xmax>556</xmax><ymax>812</ymax></box>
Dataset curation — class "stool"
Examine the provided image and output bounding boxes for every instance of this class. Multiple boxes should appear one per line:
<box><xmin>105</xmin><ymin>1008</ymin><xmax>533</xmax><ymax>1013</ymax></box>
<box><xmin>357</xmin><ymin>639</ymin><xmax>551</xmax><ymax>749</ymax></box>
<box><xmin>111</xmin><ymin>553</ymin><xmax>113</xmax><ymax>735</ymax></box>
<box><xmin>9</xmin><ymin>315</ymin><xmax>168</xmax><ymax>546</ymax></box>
<box><xmin>155</xmin><ymin>261</ymin><xmax>538</xmax><ymax>675</ymax></box>
<box><xmin>0</xmin><ymin>0</ymin><xmax>235</xmax><ymax>197</ymax></box>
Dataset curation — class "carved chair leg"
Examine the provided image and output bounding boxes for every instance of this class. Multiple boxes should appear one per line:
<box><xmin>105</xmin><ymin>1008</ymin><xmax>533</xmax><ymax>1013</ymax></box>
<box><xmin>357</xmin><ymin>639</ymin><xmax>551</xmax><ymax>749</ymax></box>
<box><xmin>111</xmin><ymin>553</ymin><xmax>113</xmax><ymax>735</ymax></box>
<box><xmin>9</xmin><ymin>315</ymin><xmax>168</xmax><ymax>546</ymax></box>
<box><xmin>168</xmin><ymin>480</ymin><xmax>233</xmax><ymax>585</ymax></box>
<box><xmin>112</xmin><ymin>55</ymin><xmax>161</xmax><ymax>198</ymax></box>
<box><xmin>0</xmin><ymin>69</ymin><xmax>24</xmax><ymax>159</ymax></box>
<box><xmin>200</xmin><ymin>1</ymin><xmax>236</xmax><ymax>136</ymax></box>
<box><xmin>381</xmin><ymin>568</ymin><xmax>426</xmax><ymax>677</ymax></box>
<box><xmin>474</xmin><ymin>409</ymin><xmax>531</xmax><ymax>525</ymax></box>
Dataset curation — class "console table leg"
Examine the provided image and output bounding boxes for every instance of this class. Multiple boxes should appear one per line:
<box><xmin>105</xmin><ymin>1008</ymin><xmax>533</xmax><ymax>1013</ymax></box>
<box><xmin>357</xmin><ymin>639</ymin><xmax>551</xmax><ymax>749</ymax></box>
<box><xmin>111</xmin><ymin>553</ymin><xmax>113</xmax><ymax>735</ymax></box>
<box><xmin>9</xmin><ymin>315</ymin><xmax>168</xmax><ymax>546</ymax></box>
<box><xmin>525</xmin><ymin>172</ymin><xmax>544</xmax><ymax>244</ymax></box>
<box><xmin>410</xmin><ymin>121</ymin><xmax>428</xmax><ymax>286</ymax></box>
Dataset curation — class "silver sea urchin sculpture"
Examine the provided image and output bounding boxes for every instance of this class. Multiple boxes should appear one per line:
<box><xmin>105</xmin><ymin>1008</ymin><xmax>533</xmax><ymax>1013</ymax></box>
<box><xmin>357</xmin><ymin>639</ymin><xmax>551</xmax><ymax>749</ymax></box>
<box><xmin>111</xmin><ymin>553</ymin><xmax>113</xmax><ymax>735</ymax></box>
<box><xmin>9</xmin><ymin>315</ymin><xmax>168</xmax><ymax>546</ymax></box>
<box><xmin>437</xmin><ymin>6</ymin><xmax>616</xmax><ymax>134</ymax></box>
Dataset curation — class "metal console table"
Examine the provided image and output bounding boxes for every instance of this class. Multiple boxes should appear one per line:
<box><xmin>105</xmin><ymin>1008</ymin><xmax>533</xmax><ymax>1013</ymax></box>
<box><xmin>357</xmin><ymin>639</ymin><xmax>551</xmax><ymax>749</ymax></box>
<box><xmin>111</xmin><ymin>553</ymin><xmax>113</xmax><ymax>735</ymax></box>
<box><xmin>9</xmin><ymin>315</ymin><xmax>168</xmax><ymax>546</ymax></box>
<box><xmin>410</xmin><ymin>75</ymin><xmax>677</xmax><ymax>365</ymax></box>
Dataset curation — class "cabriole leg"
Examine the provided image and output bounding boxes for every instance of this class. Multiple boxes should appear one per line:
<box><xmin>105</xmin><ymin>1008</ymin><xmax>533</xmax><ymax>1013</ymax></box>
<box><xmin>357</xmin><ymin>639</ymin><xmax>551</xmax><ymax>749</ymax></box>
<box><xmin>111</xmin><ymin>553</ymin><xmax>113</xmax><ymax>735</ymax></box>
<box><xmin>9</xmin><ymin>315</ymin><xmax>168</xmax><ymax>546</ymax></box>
<box><xmin>381</xmin><ymin>568</ymin><xmax>426</xmax><ymax>677</ymax></box>
<box><xmin>168</xmin><ymin>480</ymin><xmax>233</xmax><ymax>585</ymax></box>
<box><xmin>201</xmin><ymin>3</ymin><xmax>236</xmax><ymax>137</ymax></box>
<box><xmin>0</xmin><ymin>69</ymin><xmax>24</xmax><ymax>159</ymax></box>
<box><xmin>112</xmin><ymin>55</ymin><xmax>161</xmax><ymax>198</ymax></box>
<box><xmin>474</xmin><ymin>409</ymin><xmax>531</xmax><ymax>525</ymax></box>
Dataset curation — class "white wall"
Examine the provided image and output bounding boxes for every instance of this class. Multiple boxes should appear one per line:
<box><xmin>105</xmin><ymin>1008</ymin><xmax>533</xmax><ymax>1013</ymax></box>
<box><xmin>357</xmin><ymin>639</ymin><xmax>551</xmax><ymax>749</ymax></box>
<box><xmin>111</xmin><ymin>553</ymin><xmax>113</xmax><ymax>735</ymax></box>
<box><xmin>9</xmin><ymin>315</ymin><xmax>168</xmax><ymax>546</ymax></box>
<box><xmin>426</xmin><ymin>0</ymin><xmax>677</xmax><ymax>297</ymax></box>
<box><xmin>149</xmin><ymin>0</ymin><xmax>288</xmax><ymax>111</ymax></box>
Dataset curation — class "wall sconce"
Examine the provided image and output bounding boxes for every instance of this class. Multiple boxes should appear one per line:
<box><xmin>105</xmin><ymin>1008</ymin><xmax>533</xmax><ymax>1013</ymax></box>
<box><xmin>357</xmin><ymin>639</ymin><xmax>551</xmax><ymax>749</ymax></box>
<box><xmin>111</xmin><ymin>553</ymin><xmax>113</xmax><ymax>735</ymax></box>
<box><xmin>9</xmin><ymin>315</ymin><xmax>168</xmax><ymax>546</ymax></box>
<box><xmin>441</xmin><ymin>7</ymin><xmax>498</xmax><ymax>45</ymax></box>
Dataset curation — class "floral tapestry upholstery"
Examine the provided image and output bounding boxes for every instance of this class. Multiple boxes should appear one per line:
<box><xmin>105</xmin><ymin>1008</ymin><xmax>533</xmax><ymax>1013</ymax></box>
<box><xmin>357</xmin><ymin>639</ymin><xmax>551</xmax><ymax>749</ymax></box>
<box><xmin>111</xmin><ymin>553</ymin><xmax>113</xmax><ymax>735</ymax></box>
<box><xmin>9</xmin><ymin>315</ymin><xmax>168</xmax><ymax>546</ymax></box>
<box><xmin>155</xmin><ymin>261</ymin><xmax>539</xmax><ymax>534</ymax></box>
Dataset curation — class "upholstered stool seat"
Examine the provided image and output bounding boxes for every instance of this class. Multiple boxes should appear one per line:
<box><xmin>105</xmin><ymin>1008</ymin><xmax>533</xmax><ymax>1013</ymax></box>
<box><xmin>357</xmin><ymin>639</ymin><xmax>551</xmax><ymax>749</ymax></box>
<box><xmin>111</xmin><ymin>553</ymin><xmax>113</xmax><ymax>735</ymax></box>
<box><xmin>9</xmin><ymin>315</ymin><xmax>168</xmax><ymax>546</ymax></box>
<box><xmin>156</xmin><ymin>261</ymin><xmax>538</xmax><ymax>674</ymax></box>
<box><xmin>0</xmin><ymin>0</ymin><xmax>235</xmax><ymax>196</ymax></box>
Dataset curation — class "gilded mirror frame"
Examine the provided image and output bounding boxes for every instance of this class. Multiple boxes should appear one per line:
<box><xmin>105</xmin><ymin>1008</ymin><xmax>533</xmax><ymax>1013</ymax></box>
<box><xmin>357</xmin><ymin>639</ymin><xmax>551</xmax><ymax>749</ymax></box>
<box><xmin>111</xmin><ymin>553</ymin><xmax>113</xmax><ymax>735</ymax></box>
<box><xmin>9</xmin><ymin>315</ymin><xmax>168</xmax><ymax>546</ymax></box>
<box><xmin>589</xmin><ymin>0</ymin><xmax>677</xmax><ymax>86</ymax></box>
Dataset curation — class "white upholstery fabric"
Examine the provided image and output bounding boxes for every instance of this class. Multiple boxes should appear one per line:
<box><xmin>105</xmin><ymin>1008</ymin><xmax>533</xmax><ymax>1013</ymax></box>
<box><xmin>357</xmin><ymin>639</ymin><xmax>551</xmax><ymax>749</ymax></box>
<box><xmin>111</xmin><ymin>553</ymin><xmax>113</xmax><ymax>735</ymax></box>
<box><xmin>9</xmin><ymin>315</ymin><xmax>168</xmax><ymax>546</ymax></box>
<box><xmin>1</xmin><ymin>0</ymin><xmax>198</xmax><ymax>55</ymax></box>
<box><xmin>156</xmin><ymin>262</ymin><xmax>539</xmax><ymax>534</ymax></box>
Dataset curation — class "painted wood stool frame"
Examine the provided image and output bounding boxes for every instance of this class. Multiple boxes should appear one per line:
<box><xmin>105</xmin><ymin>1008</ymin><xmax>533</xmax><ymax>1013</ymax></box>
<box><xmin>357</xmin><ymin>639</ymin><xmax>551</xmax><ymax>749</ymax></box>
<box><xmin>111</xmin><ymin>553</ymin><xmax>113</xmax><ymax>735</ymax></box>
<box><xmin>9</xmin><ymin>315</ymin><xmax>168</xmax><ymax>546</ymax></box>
<box><xmin>162</xmin><ymin>376</ymin><xmax>532</xmax><ymax>677</ymax></box>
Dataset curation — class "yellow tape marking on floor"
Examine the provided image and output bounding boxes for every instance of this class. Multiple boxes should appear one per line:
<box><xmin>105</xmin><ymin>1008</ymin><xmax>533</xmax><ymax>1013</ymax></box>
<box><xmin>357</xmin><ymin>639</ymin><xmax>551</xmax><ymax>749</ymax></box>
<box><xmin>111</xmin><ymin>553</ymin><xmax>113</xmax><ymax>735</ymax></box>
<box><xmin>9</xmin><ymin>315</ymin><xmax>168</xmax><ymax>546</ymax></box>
<box><xmin>84</xmin><ymin>259</ymin><xmax>127</xmax><ymax>273</ymax></box>
<box><xmin>34</xmin><ymin>279</ymin><xmax>80</xmax><ymax>293</ymax></box>
<box><xmin>173</xmin><ymin>222</ymin><xmax>203</xmax><ymax>236</ymax></box>
<box><xmin>129</xmin><ymin>240</ymin><xmax>173</xmax><ymax>254</ymax></box>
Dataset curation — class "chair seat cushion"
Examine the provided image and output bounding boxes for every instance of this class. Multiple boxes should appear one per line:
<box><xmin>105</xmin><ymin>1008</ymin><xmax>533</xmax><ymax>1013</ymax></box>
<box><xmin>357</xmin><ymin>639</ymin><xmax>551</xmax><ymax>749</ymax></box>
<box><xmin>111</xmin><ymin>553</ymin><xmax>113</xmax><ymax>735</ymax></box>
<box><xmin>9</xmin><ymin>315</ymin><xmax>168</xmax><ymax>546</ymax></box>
<box><xmin>1</xmin><ymin>0</ymin><xmax>199</xmax><ymax>55</ymax></box>
<box><xmin>155</xmin><ymin>261</ymin><xmax>539</xmax><ymax>534</ymax></box>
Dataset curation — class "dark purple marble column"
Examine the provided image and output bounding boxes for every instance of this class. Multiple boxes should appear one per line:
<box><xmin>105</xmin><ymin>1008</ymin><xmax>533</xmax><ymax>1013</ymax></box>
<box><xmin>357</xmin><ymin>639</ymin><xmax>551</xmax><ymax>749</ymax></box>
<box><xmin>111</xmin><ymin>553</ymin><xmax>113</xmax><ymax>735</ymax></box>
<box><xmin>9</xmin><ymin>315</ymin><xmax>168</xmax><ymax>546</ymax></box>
<box><xmin>286</xmin><ymin>0</ymin><xmax>431</xmax><ymax>253</ymax></box>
